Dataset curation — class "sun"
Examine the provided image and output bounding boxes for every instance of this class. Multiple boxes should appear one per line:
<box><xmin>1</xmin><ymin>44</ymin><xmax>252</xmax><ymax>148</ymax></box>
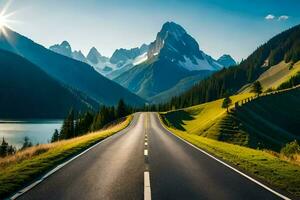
<box><xmin>0</xmin><ymin>0</ymin><xmax>19</xmax><ymax>32</ymax></box>
<box><xmin>0</xmin><ymin>13</ymin><xmax>9</xmax><ymax>29</ymax></box>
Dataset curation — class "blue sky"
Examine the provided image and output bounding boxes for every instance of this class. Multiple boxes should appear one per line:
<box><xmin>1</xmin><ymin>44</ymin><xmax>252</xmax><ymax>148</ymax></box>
<box><xmin>1</xmin><ymin>0</ymin><xmax>299</xmax><ymax>61</ymax></box>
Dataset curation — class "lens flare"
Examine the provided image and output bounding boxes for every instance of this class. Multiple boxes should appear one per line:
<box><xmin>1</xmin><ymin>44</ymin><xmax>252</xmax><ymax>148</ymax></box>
<box><xmin>0</xmin><ymin>13</ymin><xmax>9</xmax><ymax>29</ymax></box>
<box><xmin>0</xmin><ymin>0</ymin><xmax>19</xmax><ymax>32</ymax></box>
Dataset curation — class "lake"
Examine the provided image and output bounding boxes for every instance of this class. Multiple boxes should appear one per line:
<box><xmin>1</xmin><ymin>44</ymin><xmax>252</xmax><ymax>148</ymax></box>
<box><xmin>0</xmin><ymin>120</ymin><xmax>62</xmax><ymax>149</ymax></box>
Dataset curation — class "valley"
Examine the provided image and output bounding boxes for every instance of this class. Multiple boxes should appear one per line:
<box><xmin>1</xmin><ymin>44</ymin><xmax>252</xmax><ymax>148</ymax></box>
<box><xmin>0</xmin><ymin>2</ymin><xmax>299</xmax><ymax>199</ymax></box>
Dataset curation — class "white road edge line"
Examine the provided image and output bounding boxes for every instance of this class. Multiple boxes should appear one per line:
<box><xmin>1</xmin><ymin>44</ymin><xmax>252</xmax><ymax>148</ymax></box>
<box><xmin>144</xmin><ymin>149</ymin><xmax>148</xmax><ymax>156</ymax></box>
<box><xmin>144</xmin><ymin>171</ymin><xmax>152</xmax><ymax>200</ymax></box>
<box><xmin>9</xmin><ymin>116</ymin><xmax>136</xmax><ymax>200</ymax></box>
<box><xmin>157</xmin><ymin>113</ymin><xmax>290</xmax><ymax>200</ymax></box>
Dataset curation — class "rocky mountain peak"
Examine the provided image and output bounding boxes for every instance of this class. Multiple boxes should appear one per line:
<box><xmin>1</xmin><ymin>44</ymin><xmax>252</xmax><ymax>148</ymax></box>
<box><xmin>217</xmin><ymin>54</ymin><xmax>236</xmax><ymax>68</ymax></box>
<box><xmin>87</xmin><ymin>47</ymin><xmax>103</xmax><ymax>64</ymax></box>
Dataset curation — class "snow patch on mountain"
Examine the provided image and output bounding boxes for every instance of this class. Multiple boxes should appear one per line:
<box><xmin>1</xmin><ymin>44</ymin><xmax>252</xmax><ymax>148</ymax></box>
<box><xmin>133</xmin><ymin>52</ymin><xmax>148</xmax><ymax>65</ymax></box>
<box><xmin>179</xmin><ymin>55</ymin><xmax>221</xmax><ymax>71</ymax></box>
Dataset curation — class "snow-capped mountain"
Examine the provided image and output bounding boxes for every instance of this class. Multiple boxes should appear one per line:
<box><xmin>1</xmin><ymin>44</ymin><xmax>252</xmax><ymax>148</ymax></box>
<box><xmin>217</xmin><ymin>54</ymin><xmax>237</xmax><ymax>68</ymax></box>
<box><xmin>49</xmin><ymin>22</ymin><xmax>236</xmax><ymax>101</ymax></box>
<box><xmin>49</xmin><ymin>41</ymin><xmax>149</xmax><ymax>76</ymax></box>
<box><xmin>146</xmin><ymin>21</ymin><xmax>222</xmax><ymax>71</ymax></box>
<box><xmin>114</xmin><ymin>21</ymin><xmax>229</xmax><ymax>100</ymax></box>
<box><xmin>85</xmin><ymin>47</ymin><xmax>113</xmax><ymax>74</ymax></box>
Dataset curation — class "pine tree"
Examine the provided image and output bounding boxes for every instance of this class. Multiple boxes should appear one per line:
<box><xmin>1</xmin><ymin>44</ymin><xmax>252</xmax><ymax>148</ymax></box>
<box><xmin>251</xmin><ymin>81</ymin><xmax>263</xmax><ymax>96</ymax></box>
<box><xmin>222</xmin><ymin>95</ymin><xmax>232</xmax><ymax>113</ymax></box>
<box><xmin>60</xmin><ymin>109</ymin><xmax>75</xmax><ymax>139</ymax></box>
<box><xmin>0</xmin><ymin>138</ymin><xmax>15</xmax><ymax>157</ymax></box>
<box><xmin>51</xmin><ymin>129</ymin><xmax>60</xmax><ymax>143</ymax></box>
<box><xmin>0</xmin><ymin>137</ymin><xmax>8</xmax><ymax>157</ymax></box>
<box><xmin>117</xmin><ymin>99</ymin><xmax>127</xmax><ymax>119</ymax></box>
<box><xmin>21</xmin><ymin>137</ymin><xmax>32</xmax><ymax>150</ymax></box>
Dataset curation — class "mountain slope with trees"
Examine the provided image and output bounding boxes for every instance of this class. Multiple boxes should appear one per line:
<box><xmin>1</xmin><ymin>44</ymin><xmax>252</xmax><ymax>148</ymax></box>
<box><xmin>164</xmin><ymin>24</ymin><xmax>300</xmax><ymax>110</ymax></box>
<box><xmin>0</xmin><ymin>27</ymin><xmax>145</xmax><ymax>106</ymax></box>
<box><xmin>114</xmin><ymin>22</ymin><xmax>226</xmax><ymax>100</ymax></box>
<box><xmin>0</xmin><ymin>49</ymin><xmax>97</xmax><ymax>119</ymax></box>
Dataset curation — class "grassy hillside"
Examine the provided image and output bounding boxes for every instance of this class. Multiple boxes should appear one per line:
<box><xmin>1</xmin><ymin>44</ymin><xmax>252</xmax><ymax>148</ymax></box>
<box><xmin>159</xmin><ymin>120</ymin><xmax>300</xmax><ymax>197</ymax></box>
<box><xmin>161</xmin><ymin>88</ymin><xmax>300</xmax><ymax>151</ymax></box>
<box><xmin>161</xmin><ymin>93</ymin><xmax>252</xmax><ymax>139</ymax></box>
<box><xmin>0</xmin><ymin>115</ymin><xmax>132</xmax><ymax>198</ymax></box>
<box><xmin>240</xmin><ymin>61</ymin><xmax>300</xmax><ymax>93</ymax></box>
<box><xmin>163</xmin><ymin>24</ymin><xmax>300</xmax><ymax>110</ymax></box>
<box><xmin>160</xmin><ymin>90</ymin><xmax>300</xmax><ymax>197</ymax></box>
<box><xmin>234</xmin><ymin>88</ymin><xmax>300</xmax><ymax>150</ymax></box>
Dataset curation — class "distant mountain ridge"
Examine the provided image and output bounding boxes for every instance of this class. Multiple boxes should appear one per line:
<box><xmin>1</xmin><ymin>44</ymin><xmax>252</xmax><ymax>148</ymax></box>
<box><xmin>48</xmin><ymin>21</ymin><xmax>236</xmax><ymax>102</ymax></box>
<box><xmin>49</xmin><ymin>41</ymin><xmax>149</xmax><ymax>77</ymax></box>
<box><xmin>113</xmin><ymin>22</ymin><xmax>231</xmax><ymax>101</ymax></box>
<box><xmin>0</xmin><ymin>27</ymin><xmax>146</xmax><ymax>106</ymax></box>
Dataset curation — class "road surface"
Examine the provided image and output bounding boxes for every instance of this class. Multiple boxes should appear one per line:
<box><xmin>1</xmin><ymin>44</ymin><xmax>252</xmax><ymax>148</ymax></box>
<box><xmin>17</xmin><ymin>112</ymin><xmax>284</xmax><ymax>200</ymax></box>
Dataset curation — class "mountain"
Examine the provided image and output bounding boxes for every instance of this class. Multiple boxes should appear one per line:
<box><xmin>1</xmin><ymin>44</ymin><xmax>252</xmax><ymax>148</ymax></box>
<box><xmin>217</xmin><ymin>54</ymin><xmax>236</xmax><ymax>68</ymax></box>
<box><xmin>149</xmin><ymin>71</ymin><xmax>213</xmax><ymax>103</ymax></box>
<box><xmin>73</xmin><ymin>50</ymin><xmax>88</xmax><ymax>63</ymax></box>
<box><xmin>49</xmin><ymin>41</ymin><xmax>73</xmax><ymax>58</ymax></box>
<box><xmin>85</xmin><ymin>47</ymin><xmax>113</xmax><ymax>74</ymax></box>
<box><xmin>163</xmin><ymin>23</ymin><xmax>300</xmax><ymax>110</ymax></box>
<box><xmin>49</xmin><ymin>41</ymin><xmax>88</xmax><ymax>63</ymax></box>
<box><xmin>0</xmin><ymin>49</ymin><xmax>97</xmax><ymax>119</ymax></box>
<box><xmin>110</xmin><ymin>44</ymin><xmax>149</xmax><ymax>67</ymax></box>
<box><xmin>49</xmin><ymin>41</ymin><xmax>148</xmax><ymax>77</ymax></box>
<box><xmin>147</xmin><ymin>22</ymin><xmax>222</xmax><ymax>71</ymax></box>
<box><xmin>0</xmin><ymin>27</ymin><xmax>146</xmax><ymax>106</ymax></box>
<box><xmin>87</xmin><ymin>47</ymin><xmax>108</xmax><ymax>64</ymax></box>
<box><xmin>106</xmin><ymin>44</ymin><xmax>149</xmax><ymax>79</ymax></box>
<box><xmin>50</xmin><ymin>43</ymin><xmax>113</xmax><ymax>74</ymax></box>
<box><xmin>113</xmin><ymin>22</ymin><xmax>223</xmax><ymax>100</ymax></box>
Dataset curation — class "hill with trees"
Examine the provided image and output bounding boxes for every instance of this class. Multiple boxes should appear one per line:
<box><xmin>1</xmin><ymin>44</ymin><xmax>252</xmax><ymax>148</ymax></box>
<box><xmin>0</xmin><ymin>27</ymin><xmax>145</xmax><ymax>106</ymax></box>
<box><xmin>161</xmin><ymin>88</ymin><xmax>300</xmax><ymax>151</ymax></box>
<box><xmin>0</xmin><ymin>49</ymin><xmax>97</xmax><ymax>119</ymax></box>
<box><xmin>163</xmin><ymin>24</ymin><xmax>300</xmax><ymax>110</ymax></box>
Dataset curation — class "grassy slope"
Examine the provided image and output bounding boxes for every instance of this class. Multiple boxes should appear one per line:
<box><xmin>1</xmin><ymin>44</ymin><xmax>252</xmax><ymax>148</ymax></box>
<box><xmin>0</xmin><ymin>116</ymin><xmax>132</xmax><ymax>198</ymax></box>
<box><xmin>161</xmin><ymin>93</ymin><xmax>252</xmax><ymax>138</ymax></box>
<box><xmin>160</xmin><ymin>97</ymin><xmax>300</xmax><ymax>197</ymax></box>
<box><xmin>162</xmin><ymin>89</ymin><xmax>300</xmax><ymax>151</ymax></box>
<box><xmin>240</xmin><ymin>61</ymin><xmax>300</xmax><ymax>93</ymax></box>
<box><xmin>234</xmin><ymin>88</ymin><xmax>300</xmax><ymax>150</ymax></box>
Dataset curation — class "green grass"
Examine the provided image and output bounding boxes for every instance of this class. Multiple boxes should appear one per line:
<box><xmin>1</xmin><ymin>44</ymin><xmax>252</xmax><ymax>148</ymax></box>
<box><xmin>0</xmin><ymin>116</ymin><xmax>132</xmax><ymax>199</ymax></box>
<box><xmin>162</xmin><ymin>88</ymin><xmax>300</xmax><ymax>151</ymax></box>
<box><xmin>240</xmin><ymin>61</ymin><xmax>300</xmax><ymax>93</ymax></box>
<box><xmin>160</xmin><ymin>114</ymin><xmax>300</xmax><ymax>197</ymax></box>
<box><xmin>161</xmin><ymin>93</ymin><xmax>253</xmax><ymax>134</ymax></box>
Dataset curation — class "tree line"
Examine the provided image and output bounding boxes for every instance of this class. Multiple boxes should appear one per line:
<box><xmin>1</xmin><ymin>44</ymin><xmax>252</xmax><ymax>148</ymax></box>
<box><xmin>51</xmin><ymin>99</ymin><xmax>133</xmax><ymax>142</ymax></box>
<box><xmin>0</xmin><ymin>136</ymin><xmax>34</xmax><ymax>158</ymax></box>
<box><xmin>155</xmin><ymin>24</ymin><xmax>300</xmax><ymax>111</ymax></box>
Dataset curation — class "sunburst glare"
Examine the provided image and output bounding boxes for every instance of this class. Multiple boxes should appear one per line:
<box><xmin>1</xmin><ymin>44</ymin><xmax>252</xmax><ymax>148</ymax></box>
<box><xmin>0</xmin><ymin>0</ymin><xmax>19</xmax><ymax>33</ymax></box>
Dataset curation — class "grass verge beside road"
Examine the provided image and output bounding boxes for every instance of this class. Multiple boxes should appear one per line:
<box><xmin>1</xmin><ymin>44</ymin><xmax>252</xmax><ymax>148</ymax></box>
<box><xmin>0</xmin><ymin>115</ymin><xmax>133</xmax><ymax>198</ymax></box>
<box><xmin>159</xmin><ymin>114</ymin><xmax>300</xmax><ymax>197</ymax></box>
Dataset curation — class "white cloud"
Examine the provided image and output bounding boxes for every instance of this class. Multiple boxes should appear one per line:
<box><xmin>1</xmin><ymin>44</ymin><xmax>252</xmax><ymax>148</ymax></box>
<box><xmin>265</xmin><ymin>14</ymin><xmax>275</xmax><ymax>20</ymax></box>
<box><xmin>278</xmin><ymin>15</ymin><xmax>289</xmax><ymax>21</ymax></box>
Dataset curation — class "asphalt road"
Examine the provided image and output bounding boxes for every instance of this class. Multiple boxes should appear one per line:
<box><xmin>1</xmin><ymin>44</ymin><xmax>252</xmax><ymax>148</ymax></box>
<box><xmin>17</xmin><ymin>112</ymin><xmax>284</xmax><ymax>200</ymax></box>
